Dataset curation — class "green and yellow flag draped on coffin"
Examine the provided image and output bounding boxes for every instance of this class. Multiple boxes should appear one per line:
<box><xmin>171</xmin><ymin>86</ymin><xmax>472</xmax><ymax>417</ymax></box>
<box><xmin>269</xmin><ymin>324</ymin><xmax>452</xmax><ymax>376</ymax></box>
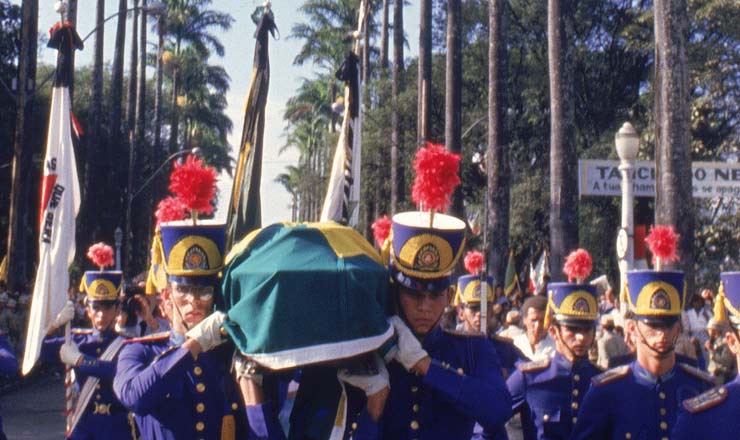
<box><xmin>221</xmin><ymin>222</ymin><xmax>394</xmax><ymax>370</ymax></box>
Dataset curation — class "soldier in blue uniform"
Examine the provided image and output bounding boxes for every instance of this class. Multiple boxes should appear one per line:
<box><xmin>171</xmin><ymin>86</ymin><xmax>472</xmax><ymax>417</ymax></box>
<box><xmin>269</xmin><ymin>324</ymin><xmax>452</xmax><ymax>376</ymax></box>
<box><xmin>672</xmin><ymin>271</ymin><xmax>740</xmax><ymax>439</ymax></box>
<box><xmin>113</xmin><ymin>221</ymin><xmax>251</xmax><ymax>440</ymax></box>
<box><xmin>0</xmin><ymin>332</ymin><xmax>18</xmax><ymax>440</ymax></box>
<box><xmin>506</xmin><ymin>275</ymin><xmax>601</xmax><ymax>440</ymax></box>
<box><xmin>571</xmin><ymin>268</ymin><xmax>716</xmax><ymax>440</ymax></box>
<box><xmin>350</xmin><ymin>211</ymin><xmax>512</xmax><ymax>439</ymax></box>
<box><xmin>40</xmin><ymin>264</ymin><xmax>134</xmax><ymax>439</ymax></box>
<box><xmin>455</xmin><ymin>272</ymin><xmax>527</xmax><ymax>378</ymax></box>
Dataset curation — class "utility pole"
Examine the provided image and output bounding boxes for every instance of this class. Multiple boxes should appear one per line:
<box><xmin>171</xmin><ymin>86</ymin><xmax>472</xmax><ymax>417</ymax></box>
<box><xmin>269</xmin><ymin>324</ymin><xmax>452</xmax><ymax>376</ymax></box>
<box><xmin>6</xmin><ymin>0</ymin><xmax>39</xmax><ymax>291</ymax></box>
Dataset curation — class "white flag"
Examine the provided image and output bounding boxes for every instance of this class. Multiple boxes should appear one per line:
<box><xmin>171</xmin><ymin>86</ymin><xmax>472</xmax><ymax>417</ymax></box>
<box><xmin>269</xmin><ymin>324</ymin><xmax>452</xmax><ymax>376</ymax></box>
<box><xmin>22</xmin><ymin>83</ymin><xmax>81</xmax><ymax>375</ymax></box>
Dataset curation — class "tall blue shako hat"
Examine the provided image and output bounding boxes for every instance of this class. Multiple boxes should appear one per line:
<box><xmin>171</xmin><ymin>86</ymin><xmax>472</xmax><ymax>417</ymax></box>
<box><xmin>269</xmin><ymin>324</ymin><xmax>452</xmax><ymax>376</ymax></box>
<box><xmin>714</xmin><ymin>272</ymin><xmax>740</xmax><ymax>328</ymax></box>
<box><xmin>146</xmin><ymin>155</ymin><xmax>225</xmax><ymax>290</ymax></box>
<box><xmin>384</xmin><ymin>142</ymin><xmax>466</xmax><ymax>293</ymax></box>
<box><xmin>624</xmin><ymin>225</ymin><xmax>686</xmax><ymax>325</ymax></box>
<box><xmin>455</xmin><ymin>251</ymin><xmax>493</xmax><ymax>306</ymax></box>
<box><xmin>543</xmin><ymin>249</ymin><xmax>598</xmax><ymax>328</ymax></box>
<box><xmin>80</xmin><ymin>243</ymin><xmax>121</xmax><ymax>304</ymax></box>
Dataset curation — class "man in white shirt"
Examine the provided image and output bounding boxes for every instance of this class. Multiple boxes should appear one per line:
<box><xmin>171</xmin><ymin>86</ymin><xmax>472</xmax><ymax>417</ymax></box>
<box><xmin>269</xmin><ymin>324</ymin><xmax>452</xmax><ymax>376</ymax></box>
<box><xmin>512</xmin><ymin>295</ymin><xmax>556</xmax><ymax>361</ymax></box>
<box><xmin>682</xmin><ymin>293</ymin><xmax>712</xmax><ymax>347</ymax></box>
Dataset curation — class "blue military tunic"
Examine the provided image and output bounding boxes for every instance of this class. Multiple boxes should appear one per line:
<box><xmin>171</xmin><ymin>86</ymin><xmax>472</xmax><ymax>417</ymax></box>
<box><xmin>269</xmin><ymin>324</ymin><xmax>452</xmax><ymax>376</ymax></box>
<box><xmin>0</xmin><ymin>335</ymin><xmax>18</xmax><ymax>440</ymax></box>
<box><xmin>506</xmin><ymin>352</ymin><xmax>600</xmax><ymax>440</ymax></box>
<box><xmin>42</xmin><ymin>328</ymin><xmax>132</xmax><ymax>440</ymax></box>
<box><xmin>672</xmin><ymin>376</ymin><xmax>740</xmax><ymax>439</ymax></box>
<box><xmin>352</xmin><ymin>327</ymin><xmax>512</xmax><ymax>439</ymax></box>
<box><xmin>113</xmin><ymin>331</ymin><xmax>253</xmax><ymax>440</ymax></box>
<box><xmin>570</xmin><ymin>359</ymin><xmax>716</xmax><ymax>440</ymax></box>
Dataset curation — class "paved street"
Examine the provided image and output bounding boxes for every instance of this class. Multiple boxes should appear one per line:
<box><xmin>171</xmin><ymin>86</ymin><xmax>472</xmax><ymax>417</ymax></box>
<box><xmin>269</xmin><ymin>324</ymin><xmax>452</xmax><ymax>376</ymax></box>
<box><xmin>2</xmin><ymin>374</ymin><xmax>66</xmax><ymax>439</ymax></box>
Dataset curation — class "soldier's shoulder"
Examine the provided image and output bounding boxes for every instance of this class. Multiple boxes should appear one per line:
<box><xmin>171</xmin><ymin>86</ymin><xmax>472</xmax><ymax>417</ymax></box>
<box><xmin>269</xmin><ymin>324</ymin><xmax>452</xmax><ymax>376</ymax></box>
<box><xmin>71</xmin><ymin>328</ymin><xmax>93</xmax><ymax>335</ymax></box>
<box><xmin>591</xmin><ymin>364</ymin><xmax>630</xmax><ymax>387</ymax></box>
<box><xmin>443</xmin><ymin>328</ymin><xmax>487</xmax><ymax>339</ymax></box>
<box><xmin>123</xmin><ymin>331</ymin><xmax>170</xmax><ymax>345</ymax></box>
<box><xmin>682</xmin><ymin>386</ymin><xmax>728</xmax><ymax>414</ymax></box>
<box><xmin>679</xmin><ymin>362</ymin><xmax>718</xmax><ymax>386</ymax></box>
<box><xmin>489</xmin><ymin>334</ymin><xmax>514</xmax><ymax>345</ymax></box>
<box><xmin>518</xmin><ymin>358</ymin><xmax>551</xmax><ymax>373</ymax></box>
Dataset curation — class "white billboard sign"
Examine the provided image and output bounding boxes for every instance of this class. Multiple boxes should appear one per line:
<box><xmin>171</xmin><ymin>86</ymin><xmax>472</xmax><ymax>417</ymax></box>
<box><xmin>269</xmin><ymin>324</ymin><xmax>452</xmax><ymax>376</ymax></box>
<box><xmin>578</xmin><ymin>159</ymin><xmax>740</xmax><ymax>198</ymax></box>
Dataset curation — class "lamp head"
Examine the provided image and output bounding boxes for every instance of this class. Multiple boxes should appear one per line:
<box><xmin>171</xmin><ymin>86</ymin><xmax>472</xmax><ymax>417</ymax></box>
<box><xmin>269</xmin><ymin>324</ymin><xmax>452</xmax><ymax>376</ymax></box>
<box><xmin>615</xmin><ymin>122</ymin><xmax>639</xmax><ymax>161</ymax></box>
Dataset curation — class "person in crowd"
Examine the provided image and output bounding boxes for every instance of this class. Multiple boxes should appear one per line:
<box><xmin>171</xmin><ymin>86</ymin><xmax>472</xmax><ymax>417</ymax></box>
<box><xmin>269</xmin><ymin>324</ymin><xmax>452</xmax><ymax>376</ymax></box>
<box><xmin>0</xmin><ymin>294</ymin><xmax>9</xmax><ymax>335</ymax></box>
<box><xmin>115</xmin><ymin>284</ymin><xmax>169</xmax><ymax>338</ymax></box>
<box><xmin>571</xmin><ymin>267</ymin><xmax>716</xmax><ymax>439</ymax></box>
<box><xmin>705</xmin><ymin>318</ymin><xmax>736</xmax><ymax>384</ymax></box>
<box><xmin>39</xmin><ymin>245</ymin><xmax>134</xmax><ymax>440</ymax></box>
<box><xmin>683</xmin><ymin>292</ymin><xmax>712</xmax><ymax>348</ymax></box>
<box><xmin>512</xmin><ymin>296</ymin><xmax>556</xmax><ymax>361</ymax></box>
<box><xmin>597</xmin><ymin>314</ymin><xmax>630</xmax><ymax>370</ymax></box>
<box><xmin>498</xmin><ymin>310</ymin><xmax>525</xmax><ymax>340</ymax></box>
<box><xmin>672</xmin><ymin>273</ymin><xmax>740</xmax><ymax>439</ymax></box>
<box><xmin>507</xmin><ymin>255</ymin><xmax>602</xmax><ymax>440</ymax></box>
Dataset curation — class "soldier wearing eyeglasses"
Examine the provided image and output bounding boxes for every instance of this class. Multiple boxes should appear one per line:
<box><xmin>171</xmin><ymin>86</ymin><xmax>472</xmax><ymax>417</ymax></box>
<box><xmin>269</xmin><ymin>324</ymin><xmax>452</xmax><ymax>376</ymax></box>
<box><xmin>571</xmin><ymin>270</ymin><xmax>716</xmax><ymax>440</ymax></box>
<box><xmin>113</xmin><ymin>221</ymin><xmax>249</xmax><ymax>440</ymax></box>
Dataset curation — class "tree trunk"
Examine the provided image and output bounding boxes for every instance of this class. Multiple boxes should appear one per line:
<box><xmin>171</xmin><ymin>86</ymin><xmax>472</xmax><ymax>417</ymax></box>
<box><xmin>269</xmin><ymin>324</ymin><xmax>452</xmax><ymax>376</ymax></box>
<box><xmin>6</xmin><ymin>0</ymin><xmax>38</xmax><ymax>291</ymax></box>
<box><xmin>124</xmin><ymin>0</ymin><xmax>139</xmax><ymax>276</ymax></box>
<box><xmin>82</xmin><ymin>0</ymin><xmax>105</xmax><ymax>244</ymax></box>
<box><xmin>547</xmin><ymin>0</ymin><xmax>578</xmax><ymax>280</ymax></box>
<box><xmin>379</xmin><ymin>0</ymin><xmax>389</xmax><ymax>70</ymax></box>
<box><xmin>417</xmin><ymin>0</ymin><xmax>432</xmax><ymax>147</ymax></box>
<box><xmin>108</xmin><ymin>0</ymin><xmax>127</xmax><ymax>235</ymax></box>
<box><xmin>653</xmin><ymin>0</ymin><xmax>693</xmax><ymax>292</ymax></box>
<box><xmin>446</xmin><ymin>0</ymin><xmax>464</xmax><ymax>218</ymax></box>
<box><xmin>488</xmin><ymin>0</ymin><xmax>510</xmax><ymax>284</ymax></box>
<box><xmin>390</xmin><ymin>0</ymin><xmax>404</xmax><ymax>214</ymax></box>
<box><xmin>134</xmin><ymin>0</ymin><xmax>149</xmax><ymax>273</ymax></box>
<box><xmin>169</xmin><ymin>38</ymin><xmax>182</xmax><ymax>154</ymax></box>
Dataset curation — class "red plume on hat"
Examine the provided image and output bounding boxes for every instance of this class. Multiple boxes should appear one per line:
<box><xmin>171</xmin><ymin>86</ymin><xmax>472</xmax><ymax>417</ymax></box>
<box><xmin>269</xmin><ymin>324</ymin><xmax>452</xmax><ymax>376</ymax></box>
<box><xmin>168</xmin><ymin>154</ymin><xmax>217</xmax><ymax>222</ymax></box>
<box><xmin>645</xmin><ymin>225</ymin><xmax>679</xmax><ymax>270</ymax></box>
<box><xmin>371</xmin><ymin>215</ymin><xmax>392</xmax><ymax>248</ymax></box>
<box><xmin>87</xmin><ymin>242</ymin><xmax>114</xmax><ymax>271</ymax></box>
<box><xmin>464</xmin><ymin>250</ymin><xmax>485</xmax><ymax>276</ymax></box>
<box><xmin>411</xmin><ymin>142</ymin><xmax>461</xmax><ymax>213</ymax></box>
<box><xmin>563</xmin><ymin>248</ymin><xmax>592</xmax><ymax>284</ymax></box>
<box><xmin>155</xmin><ymin>196</ymin><xmax>188</xmax><ymax>226</ymax></box>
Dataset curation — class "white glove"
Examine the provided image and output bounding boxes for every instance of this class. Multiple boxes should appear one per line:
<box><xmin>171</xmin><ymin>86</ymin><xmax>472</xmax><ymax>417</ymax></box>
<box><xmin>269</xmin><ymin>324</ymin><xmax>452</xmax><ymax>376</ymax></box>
<box><xmin>48</xmin><ymin>300</ymin><xmax>75</xmax><ymax>332</ymax></box>
<box><xmin>186</xmin><ymin>311</ymin><xmax>227</xmax><ymax>352</ymax></box>
<box><xmin>388</xmin><ymin>316</ymin><xmax>428</xmax><ymax>371</ymax></box>
<box><xmin>337</xmin><ymin>355</ymin><xmax>390</xmax><ymax>396</ymax></box>
<box><xmin>233</xmin><ymin>352</ymin><xmax>263</xmax><ymax>386</ymax></box>
<box><xmin>59</xmin><ymin>342</ymin><xmax>83</xmax><ymax>366</ymax></box>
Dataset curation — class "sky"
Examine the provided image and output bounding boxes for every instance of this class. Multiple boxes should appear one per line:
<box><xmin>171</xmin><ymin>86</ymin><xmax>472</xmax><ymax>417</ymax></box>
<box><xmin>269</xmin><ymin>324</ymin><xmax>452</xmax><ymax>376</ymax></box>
<box><xmin>23</xmin><ymin>0</ymin><xmax>421</xmax><ymax>226</ymax></box>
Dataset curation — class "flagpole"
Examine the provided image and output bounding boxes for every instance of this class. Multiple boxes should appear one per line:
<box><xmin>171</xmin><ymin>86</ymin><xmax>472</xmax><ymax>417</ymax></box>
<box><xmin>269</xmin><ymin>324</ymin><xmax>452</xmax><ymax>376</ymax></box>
<box><xmin>64</xmin><ymin>321</ymin><xmax>73</xmax><ymax>436</ymax></box>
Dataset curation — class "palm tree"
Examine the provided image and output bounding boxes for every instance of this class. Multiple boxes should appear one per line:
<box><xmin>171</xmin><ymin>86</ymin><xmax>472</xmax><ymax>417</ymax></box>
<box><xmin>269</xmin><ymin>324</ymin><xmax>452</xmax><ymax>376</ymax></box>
<box><xmin>161</xmin><ymin>0</ymin><xmax>233</xmax><ymax>153</ymax></box>
<box><xmin>107</xmin><ymin>0</ymin><xmax>127</xmax><ymax>230</ymax></box>
<box><xmin>417</xmin><ymin>0</ymin><xmax>431</xmax><ymax>147</ymax></box>
<box><xmin>446</xmin><ymin>0</ymin><xmax>464</xmax><ymax>218</ymax></box>
<box><xmin>390</xmin><ymin>0</ymin><xmax>403</xmax><ymax>213</ymax></box>
<box><xmin>488</xmin><ymin>0</ymin><xmax>510</xmax><ymax>283</ymax></box>
<box><xmin>653</xmin><ymin>0</ymin><xmax>694</xmax><ymax>287</ymax></box>
<box><xmin>275</xmin><ymin>165</ymin><xmax>301</xmax><ymax>221</ymax></box>
<box><xmin>547</xmin><ymin>0</ymin><xmax>578</xmax><ymax>279</ymax></box>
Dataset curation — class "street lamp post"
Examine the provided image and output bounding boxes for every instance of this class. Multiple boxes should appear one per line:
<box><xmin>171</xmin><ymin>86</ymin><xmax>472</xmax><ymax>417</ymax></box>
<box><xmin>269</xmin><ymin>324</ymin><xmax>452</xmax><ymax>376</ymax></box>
<box><xmin>114</xmin><ymin>227</ymin><xmax>123</xmax><ymax>270</ymax></box>
<box><xmin>615</xmin><ymin>122</ymin><xmax>639</xmax><ymax>309</ymax></box>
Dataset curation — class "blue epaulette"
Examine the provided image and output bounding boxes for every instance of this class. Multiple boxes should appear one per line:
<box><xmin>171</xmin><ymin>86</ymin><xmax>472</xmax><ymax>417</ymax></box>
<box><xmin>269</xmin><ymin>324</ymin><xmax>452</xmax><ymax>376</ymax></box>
<box><xmin>591</xmin><ymin>364</ymin><xmax>630</xmax><ymax>386</ymax></box>
<box><xmin>683</xmin><ymin>386</ymin><xmax>728</xmax><ymax>414</ymax></box>
<box><xmin>124</xmin><ymin>331</ymin><xmax>170</xmax><ymax>344</ymax></box>
<box><xmin>679</xmin><ymin>362</ymin><xmax>718</xmax><ymax>386</ymax></box>
<box><xmin>519</xmin><ymin>358</ymin><xmax>550</xmax><ymax>373</ymax></box>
